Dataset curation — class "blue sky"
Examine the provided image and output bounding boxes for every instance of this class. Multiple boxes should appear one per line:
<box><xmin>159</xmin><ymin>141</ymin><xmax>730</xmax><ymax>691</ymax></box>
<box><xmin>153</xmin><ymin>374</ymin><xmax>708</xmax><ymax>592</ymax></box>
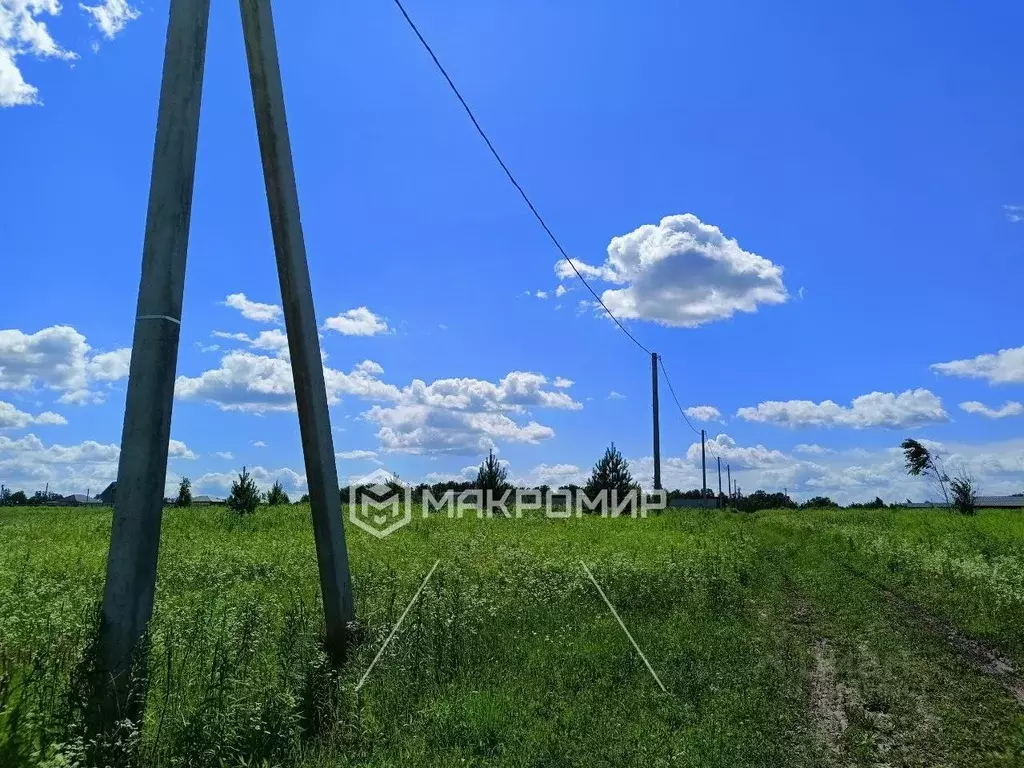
<box><xmin>2</xmin><ymin>0</ymin><xmax>1022</xmax><ymax>503</ymax></box>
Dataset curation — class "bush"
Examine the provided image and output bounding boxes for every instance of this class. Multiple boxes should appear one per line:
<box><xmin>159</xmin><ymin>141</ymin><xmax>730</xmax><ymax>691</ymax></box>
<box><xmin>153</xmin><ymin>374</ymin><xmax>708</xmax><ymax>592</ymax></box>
<box><xmin>950</xmin><ymin>469</ymin><xmax>977</xmax><ymax>515</ymax></box>
<box><xmin>227</xmin><ymin>467</ymin><xmax>261</xmax><ymax>516</ymax></box>
<box><xmin>801</xmin><ymin>496</ymin><xmax>838</xmax><ymax>509</ymax></box>
<box><xmin>848</xmin><ymin>496</ymin><xmax>887</xmax><ymax>510</ymax></box>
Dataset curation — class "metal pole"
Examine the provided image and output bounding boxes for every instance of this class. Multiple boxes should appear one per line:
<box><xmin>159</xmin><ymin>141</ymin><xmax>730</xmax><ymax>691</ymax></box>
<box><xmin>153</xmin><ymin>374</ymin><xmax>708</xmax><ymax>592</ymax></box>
<box><xmin>239</xmin><ymin>0</ymin><xmax>354</xmax><ymax>663</ymax></box>
<box><xmin>98</xmin><ymin>0</ymin><xmax>211</xmax><ymax>692</ymax></box>
<box><xmin>717</xmin><ymin>456</ymin><xmax>722</xmax><ymax>497</ymax></box>
<box><xmin>651</xmin><ymin>352</ymin><xmax>661</xmax><ymax>491</ymax></box>
<box><xmin>700</xmin><ymin>429</ymin><xmax>707</xmax><ymax>498</ymax></box>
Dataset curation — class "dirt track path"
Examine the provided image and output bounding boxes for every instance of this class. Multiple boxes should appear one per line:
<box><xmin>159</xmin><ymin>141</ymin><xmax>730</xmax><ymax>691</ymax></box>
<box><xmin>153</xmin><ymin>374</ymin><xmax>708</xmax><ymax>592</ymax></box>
<box><xmin>776</xmin><ymin>543</ymin><xmax>1024</xmax><ymax>768</ymax></box>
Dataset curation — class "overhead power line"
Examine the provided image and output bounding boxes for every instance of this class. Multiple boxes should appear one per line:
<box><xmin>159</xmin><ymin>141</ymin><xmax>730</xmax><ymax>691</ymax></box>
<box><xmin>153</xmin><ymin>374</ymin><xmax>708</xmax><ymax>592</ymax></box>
<box><xmin>392</xmin><ymin>0</ymin><xmax>722</xmax><ymax>467</ymax></box>
<box><xmin>389</xmin><ymin>0</ymin><xmax>651</xmax><ymax>356</ymax></box>
<box><xmin>658</xmin><ymin>356</ymin><xmax>719</xmax><ymax>462</ymax></box>
<box><xmin>657</xmin><ymin>356</ymin><xmax>699</xmax><ymax>435</ymax></box>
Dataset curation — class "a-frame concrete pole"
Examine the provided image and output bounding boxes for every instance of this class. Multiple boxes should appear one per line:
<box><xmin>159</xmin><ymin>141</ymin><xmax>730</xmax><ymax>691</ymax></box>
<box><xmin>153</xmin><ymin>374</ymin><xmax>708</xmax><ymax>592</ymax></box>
<box><xmin>239</xmin><ymin>0</ymin><xmax>355</xmax><ymax>662</ymax></box>
<box><xmin>98</xmin><ymin>0</ymin><xmax>211</xmax><ymax>690</ymax></box>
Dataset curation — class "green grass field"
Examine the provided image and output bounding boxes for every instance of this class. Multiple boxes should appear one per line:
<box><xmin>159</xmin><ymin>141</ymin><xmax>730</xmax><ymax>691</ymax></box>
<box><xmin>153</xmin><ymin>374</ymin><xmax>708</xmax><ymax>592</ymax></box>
<box><xmin>2</xmin><ymin>505</ymin><xmax>1024</xmax><ymax>767</ymax></box>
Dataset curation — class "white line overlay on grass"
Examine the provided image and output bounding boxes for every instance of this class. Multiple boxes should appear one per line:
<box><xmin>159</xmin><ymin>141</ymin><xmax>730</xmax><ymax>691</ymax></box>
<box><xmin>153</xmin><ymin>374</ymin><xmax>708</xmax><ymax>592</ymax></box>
<box><xmin>356</xmin><ymin>559</ymin><xmax>441</xmax><ymax>691</ymax></box>
<box><xmin>581</xmin><ymin>560</ymin><xmax>669</xmax><ymax>693</ymax></box>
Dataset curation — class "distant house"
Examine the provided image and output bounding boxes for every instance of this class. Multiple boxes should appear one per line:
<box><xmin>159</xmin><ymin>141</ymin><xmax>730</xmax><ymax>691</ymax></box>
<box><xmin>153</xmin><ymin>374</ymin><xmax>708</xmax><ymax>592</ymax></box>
<box><xmin>903</xmin><ymin>497</ymin><xmax>1024</xmax><ymax>509</ymax></box>
<box><xmin>98</xmin><ymin>482</ymin><xmax>116</xmax><ymax>505</ymax></box>
<box><xmin>192</xmin><ymin>495</ymin><xmax>227</xmax><ymax>505</ymax></box>
<box><xmin>977</xmin><ymin>496</ymin><xmax>1024</xmax><ymax>508</ymax></box>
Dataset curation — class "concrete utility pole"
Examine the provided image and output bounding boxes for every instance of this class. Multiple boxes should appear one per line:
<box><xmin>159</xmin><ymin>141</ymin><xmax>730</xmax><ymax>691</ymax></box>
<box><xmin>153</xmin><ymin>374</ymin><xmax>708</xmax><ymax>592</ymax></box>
<box><xmin>700</xmin><ymin>429</ymin><xmax>707</xmax><ymax>498</ymax></box>
<box><xmin>651</xmin><ymin>352</ymin><xmax>661</xmax><ymax>491</ymax></box>
<box><xmin>98</xmin><ymin>0</ymin><xmax>212</xmax><ymax>693</ymax></box>
<box><xmin>727</xmin><ymin>464</ymin><xmax>731</xmax><ymax>500</ymax></box>
<box><xmin>239</xmin><ymin>0</ymin><xmax>355</xmax><ymax>663</ymax></box>
<box><xmin>717</xmin><ymin>456</ymin><xmax>722</xmax><ymax>497</ymax></box>
<box><xmin>97</xmin><ymin>0</ymin><xmax>356</xmax><ymax>711</ymax></box>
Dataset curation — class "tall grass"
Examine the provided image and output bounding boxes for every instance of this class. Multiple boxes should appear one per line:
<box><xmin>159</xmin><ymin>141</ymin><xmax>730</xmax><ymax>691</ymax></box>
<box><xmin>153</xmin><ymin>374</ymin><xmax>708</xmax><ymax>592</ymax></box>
<box><xmin>3</xmin><ymin>505</ymin><xmax>1024</xmax><ymax>765</ymax></box>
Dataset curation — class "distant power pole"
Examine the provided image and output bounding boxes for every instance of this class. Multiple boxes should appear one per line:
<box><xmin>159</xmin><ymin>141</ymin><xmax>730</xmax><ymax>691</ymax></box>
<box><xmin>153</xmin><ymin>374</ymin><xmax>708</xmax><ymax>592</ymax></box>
<box><xmin>700</xmin><ymin>429</ymin><xmax>707</xmax><ymax>497</ymax></box>
<box><xmin>726</xmin><ymin>464</ymin><xmax>731</xmax><ymax>500</ymax></box>
<box><xmin>717</xmin><ymin>456</ymin><xmax>722</xmax><ymax>497</ymax></box>
<box><xmin>651</xmin><ymin>352</ymin><xmax>661</xmax><ymax>491</ymax></box>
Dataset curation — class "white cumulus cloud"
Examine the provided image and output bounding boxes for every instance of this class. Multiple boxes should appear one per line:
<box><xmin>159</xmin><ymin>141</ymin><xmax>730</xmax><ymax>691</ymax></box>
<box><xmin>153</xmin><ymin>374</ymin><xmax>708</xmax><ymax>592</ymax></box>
<box><xmin>736</xmin><ymin>389</ymin><xmax>948</xmax><ymax>429</ymax></box>
<box><xmin>0</xmin><ymin>433</ymin><xmax>120</xmax><ymax>494</ymax></box>
<box><xmin>363</xmin><ymin>371</ymin><xmax>580</xmax><ymax>456</ymax></box>
<box><xmin>88</xmin><ymin>347</ymin><xmax>131</xmax><ymax>381</ymax></box>
<box><xmin>322</xmin><ymin>307</ymin><xmax>389</xmax><ymax>337</ymax></box>
<box><xmin>0</xmin><ymin>325</ymin><xmax>129</xmax><ymax>402</ymax></box>
<box><xmin>557</xmin><ymin>214</ymin><xmax>787</xmax><ymax>328</ymax></box>
<box><xmin>176</xmin><ymin>341</ymin><xmax>581</xmax><ymax>454</ymax></box>
<box><xmin>0</xmin><ymin>400</ymin><xmax>66</xmax><ymax>429</ymax></box>
<box><xmin>213</xmin><ymin>329</ymin><xmax>290</xmax><ymax>358</ymax></box>
<box><xmin>687</xmin><ymin>434</ymin><xmax>789</xmax><ymax>469</ymax></box>
<box><xmin>932</xmin><ymin>346</ymin><xmax>1024</xmax><ymax>385</ymax></box>
<box><xmin>174</xmin><ymin>352</ymin><xmax>400</xmax><ymax>413</ymax></box>
<box><xmin>684</xmin><ymin>405</ymin><xmax>721</xmax><ymax>422</ymax></box>
<box><xmin>336</xmin><ymin>449</ymin><xmax>379</xmax><ymax>461</ymax></box>
<box><xmin>2</xmin><ymin>0</ymin><xmax>137</xmax><ymax>107</ymax></box>
<box><xmin>793</xmin><ymin>443</ymin><xmax>833</xmax><ymax>455</ymax></box>
<box><xmin>223</xmin><ymin>293</ymin><xmax>282</xmax><ymax>324</ymax></box>
<box><xmin>0</xmin><ymin>0</ymin><xmax>78</xmax><ymax>107</ymax></box>
<box><xmin>79</xmin><ymin>0</ymin><xmax>138</xmax><ymax>39</ymax></box>
<box><xmin>366</xmin><ymin>405</ymin><xmax>554</xmax><ymax>455</ymax></box>
<box><xmin>960</xmin><ymin>401</ymin><xmax>1023</xmax><ymax>419</ymax></box>
<box><xmin>168</xmin><ymin>439</ymin><xmax>196</xmax><ymax>459</ymax></box>
<box><xmin>196</xmin><ymin>466</ymin><xmax>306</xmax><ymax>495</ymax></box>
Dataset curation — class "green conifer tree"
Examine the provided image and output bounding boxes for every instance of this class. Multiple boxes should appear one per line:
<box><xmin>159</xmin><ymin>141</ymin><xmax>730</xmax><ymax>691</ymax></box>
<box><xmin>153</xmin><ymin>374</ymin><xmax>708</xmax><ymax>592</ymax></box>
<box><xmin>265</xmin><ymin>480</ymin><xmax>290</xmax><ymax>506</ymax></box>
<box><xmin>227</xmin><ymin>466</ymin><xmax>261</xmax><ymax>516</ymax></box>
<box><xmin>175</xmin><ymin>477</ymin><xmax>192</xmax><ymax>507</ymax></box>
<box><xmin>584</xmin><ymin>443</ymin><xmax>639</xmax><ymax>504</ymax></box>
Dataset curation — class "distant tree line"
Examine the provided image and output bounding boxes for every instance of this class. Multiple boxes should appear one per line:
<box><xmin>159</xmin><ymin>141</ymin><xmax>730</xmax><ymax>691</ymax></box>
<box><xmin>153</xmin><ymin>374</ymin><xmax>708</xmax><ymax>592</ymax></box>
<box><xmin>2</xmin><ymin>435</ymin><xmax>1006</xmax><ymax>517</ymax></box>
<box><xmin>0</xmin><ymin>486</ymin><xmax>67</xmax><ymax>506</ymax></box>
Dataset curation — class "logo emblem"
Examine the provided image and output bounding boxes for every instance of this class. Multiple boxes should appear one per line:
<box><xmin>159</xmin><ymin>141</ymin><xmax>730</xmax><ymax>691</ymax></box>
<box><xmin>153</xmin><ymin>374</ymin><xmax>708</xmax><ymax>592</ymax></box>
<box><xmin>348</xmin><ymin>468</ymin><xmax>412</xmax><ymax>538</ymax></box>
